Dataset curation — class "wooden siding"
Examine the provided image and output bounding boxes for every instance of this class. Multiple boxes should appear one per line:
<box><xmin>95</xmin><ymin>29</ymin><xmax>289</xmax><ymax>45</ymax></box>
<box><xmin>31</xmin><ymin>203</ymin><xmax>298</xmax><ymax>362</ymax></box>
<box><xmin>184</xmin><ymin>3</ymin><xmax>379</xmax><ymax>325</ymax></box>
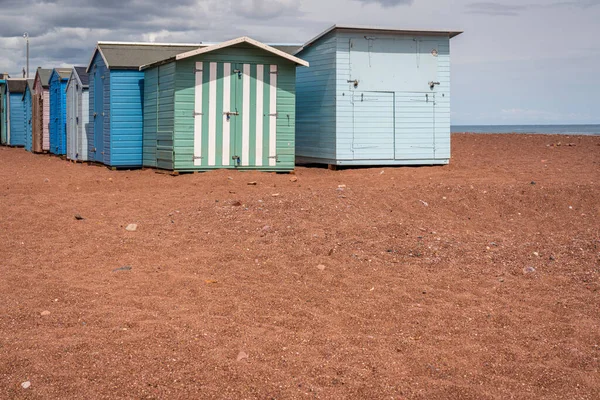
<box><xmin>24</xmin><ymin>87</ymin><xmax>33</xmax><ymax>151</ymax></box>
<box><xmin>297</xmin><ymin>29</ymin><xmax>453</xmax><ymax>165</ymax></box>
<box><xmin>49</xmin><ymin>72</ymin><xmax>68</xmax><ymax>155</ymax></box>
<box><xmin>9</xmin><ymin>93</ymin><xmax>25</xmax><ymax>146</ymax></box>
<box><xmin>66</xmin><ymin>74</ymin><xmax>89</xmax><ymax>161</ymax></box>
<box><xmin>0</xmin><ymin>83</ymin><xmax>6</xmax><ymax>145</ymax></box>
<box><xmin>88</xmin><ymin>52</ymin><xmax>110</xmax><ymax>164</ymax></box>
<box><xmin>109</xmin><ymin>70</ymin><xmax>144</xmax><ymax>167</ymax></box>
<box><xmin>142</xmin><ymin>63</ymin><xmax>176</xmax><ymax>169</ymax></box>
<box><xmin>42</xmin><ymin>89</ymin><xmax>49</xmax><ymax>151</ymax></box>
<box><xmin>295</xmin><ymin>32</ymin><xmax>337</xmax><ymax>161</ymax></box>
<box><xmin>170</xmin><ymin>45</ymin><xmax>297</xmax><ymax>171</ymax></box>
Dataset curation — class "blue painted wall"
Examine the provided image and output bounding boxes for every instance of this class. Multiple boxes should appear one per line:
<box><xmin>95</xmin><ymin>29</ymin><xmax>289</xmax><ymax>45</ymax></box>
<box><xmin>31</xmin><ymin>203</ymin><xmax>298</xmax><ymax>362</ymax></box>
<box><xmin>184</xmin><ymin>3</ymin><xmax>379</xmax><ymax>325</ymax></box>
<box><xmin>9</xmin><ymin>92</ymin><xmax>26</xmax><ymax>146</ymax></box>
<box><xmin>88</xmin><ymin>51</ymin><xmax>144</xmax><ymax>167</ymax></box>
<box><xmin>296</xmin><ymin>29</ymin><xmax>453</xmax><ymax>166</ymax></box>
<box><xmin>23</xmin><ymin>86</ymin><xmax>33</xmax><ymax>152</ymax></box>
<box><xmin>109</xmin><ymin>70</ymin><xmax>144</xmax><ymax>167</ymax></box>
<box><xmin>49</xmin><ymin>70</ymin><xmax>68</xmax><ymax>155</ymax></box>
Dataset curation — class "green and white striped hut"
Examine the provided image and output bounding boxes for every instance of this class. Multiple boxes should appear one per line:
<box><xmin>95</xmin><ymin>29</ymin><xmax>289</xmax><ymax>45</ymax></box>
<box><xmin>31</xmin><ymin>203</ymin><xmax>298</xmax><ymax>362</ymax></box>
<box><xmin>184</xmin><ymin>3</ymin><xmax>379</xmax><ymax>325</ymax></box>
<box><xmin>140</xmin><ymin>37</ymin><xmax>309</xmax><ymax>172</ymax></box>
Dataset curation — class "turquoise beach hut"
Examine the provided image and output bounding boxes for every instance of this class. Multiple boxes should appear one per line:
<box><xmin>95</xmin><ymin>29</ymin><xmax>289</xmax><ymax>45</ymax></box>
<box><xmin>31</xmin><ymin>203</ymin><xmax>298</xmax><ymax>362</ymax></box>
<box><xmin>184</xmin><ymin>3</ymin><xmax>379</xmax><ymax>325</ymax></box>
<box><xmin>49</xmin><ymin>68</ymin><xmax>70</xmax><ymax>155</ymax></box>
<box><xmin>295</xmin><ymin>25</ymin><xmax>462</xmax><ymax>167</ymax></box>
<box><xmin>6</xmin><ymin>79</ymin><xmax>28</xmax><ymax>147</ymax></box>
<box><xmin>23</xmin><ymin>79</ymin><xmax>34</xmax><ymax>151</ymax></box>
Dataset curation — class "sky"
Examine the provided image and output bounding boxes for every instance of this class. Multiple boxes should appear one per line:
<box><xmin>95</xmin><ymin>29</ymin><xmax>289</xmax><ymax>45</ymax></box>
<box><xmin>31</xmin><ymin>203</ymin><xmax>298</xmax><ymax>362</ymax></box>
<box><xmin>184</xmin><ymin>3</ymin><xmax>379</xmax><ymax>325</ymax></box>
<box><xmin>0</xmin><ymin>0</ymin><xmax>598</xmax><ymax>125</ymax></box>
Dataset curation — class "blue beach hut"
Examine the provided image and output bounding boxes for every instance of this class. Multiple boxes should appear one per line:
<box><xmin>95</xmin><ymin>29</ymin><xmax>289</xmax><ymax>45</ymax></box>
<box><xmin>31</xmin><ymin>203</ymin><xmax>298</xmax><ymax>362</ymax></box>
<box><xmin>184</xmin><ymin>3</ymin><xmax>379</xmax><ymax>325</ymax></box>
<box><xmin>86</xmin><ymin>41</ymin><xmax>202</xmax><ymax>167</ymax></box>
<box><xmin>295</xmin><ymin>25</ymin><xmax>462</xmax><ymax>167</ymax></box>
<box><xmin>23</xmin><ymin>79</ymin><xmax>34</xmax><ymax>151</ymax></box>
<box><xmin>6</xmin><ymin>79</ymin><xmax>28</xmax><ymax>147</ymax></box>
<box><xmin>49</xmin><ymin>68</ymin><xmax>71</xmax><ymax>155</ymax></box>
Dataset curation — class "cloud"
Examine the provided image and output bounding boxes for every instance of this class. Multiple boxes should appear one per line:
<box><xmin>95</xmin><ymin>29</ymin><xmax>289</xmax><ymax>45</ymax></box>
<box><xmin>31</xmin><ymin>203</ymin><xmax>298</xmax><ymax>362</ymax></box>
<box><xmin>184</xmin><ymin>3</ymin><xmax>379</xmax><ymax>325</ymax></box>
<box><xmin>355</xmin><ymin>0</ymin><xmax>414</xmax><ymax>6</ymax></box>
<box><xmin>466</xmin><ymin>0</ymin><xmax>599</xmax><ymax>16</ymax></box>
<box><xmin>465</xmin><ymin>2</ymin><xmax>527</xmax><ymax>16</ymax></box>
<box><xmin>234</xmin><ymin>0</ymin><xmax>301</xmax><ymax>19</ymax></box>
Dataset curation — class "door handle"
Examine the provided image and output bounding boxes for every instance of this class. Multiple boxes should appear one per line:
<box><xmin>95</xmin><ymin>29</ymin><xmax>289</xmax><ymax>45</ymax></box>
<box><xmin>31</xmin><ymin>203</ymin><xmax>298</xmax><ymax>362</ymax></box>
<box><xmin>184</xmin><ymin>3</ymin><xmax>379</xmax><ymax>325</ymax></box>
<box><xmin>347</xmin><ymin>79</ymin><xmax>359</xmax><ymax>88</ymax></box>
<box><xmin>429</xmin><ymin>81</ymin><xmax>440</xmax><ymax>89</ymax></box>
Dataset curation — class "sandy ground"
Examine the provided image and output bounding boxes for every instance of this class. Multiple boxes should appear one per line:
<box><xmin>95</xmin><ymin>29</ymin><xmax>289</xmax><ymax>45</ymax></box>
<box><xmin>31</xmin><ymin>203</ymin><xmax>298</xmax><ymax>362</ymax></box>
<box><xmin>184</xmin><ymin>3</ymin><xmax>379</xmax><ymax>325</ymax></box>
<box><xmin>0</xmin><ymin>133</ymin><xmax>599</xmax><ymax>399</ymax></box>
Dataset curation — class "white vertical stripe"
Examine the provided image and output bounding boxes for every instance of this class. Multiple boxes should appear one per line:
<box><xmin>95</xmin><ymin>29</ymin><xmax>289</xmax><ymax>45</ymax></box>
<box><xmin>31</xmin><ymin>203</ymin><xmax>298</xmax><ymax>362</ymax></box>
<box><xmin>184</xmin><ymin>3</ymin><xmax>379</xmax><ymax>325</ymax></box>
<box><xmin>222</xmin><ymin>63</ymin><xmax>231</xmax><ymax>166</ymax></box>
<box><xmin>208</xmin><ymin>62</ymin><xmax>217</xmax><ymax>166</ymax></box>
<box><xmin>242</xmin><ymin>63</ymin><xmax>251</xmax><ymax>166</ymax></box>
<box><xmin>255</xmin><ymin>65</ymin><xmax>264</xmax><ymax>166</ymax></box>
<box><xmin>194</xmin><ymin>62</ymin><xmax>203</xmax><ymax>166</ymax></box>
<box><xmin>269</xmin><ymin>65</ymin><xmax>278</xmax><ymax>167</ymax></box>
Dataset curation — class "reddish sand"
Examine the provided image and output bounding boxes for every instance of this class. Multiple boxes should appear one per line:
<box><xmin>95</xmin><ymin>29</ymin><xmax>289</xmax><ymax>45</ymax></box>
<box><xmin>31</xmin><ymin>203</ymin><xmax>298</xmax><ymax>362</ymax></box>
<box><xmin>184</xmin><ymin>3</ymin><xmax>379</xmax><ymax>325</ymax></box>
<box><xmin>0</xmin><ymin>134</ymin><xmax>599</xmax><ymax>399</ymax></box>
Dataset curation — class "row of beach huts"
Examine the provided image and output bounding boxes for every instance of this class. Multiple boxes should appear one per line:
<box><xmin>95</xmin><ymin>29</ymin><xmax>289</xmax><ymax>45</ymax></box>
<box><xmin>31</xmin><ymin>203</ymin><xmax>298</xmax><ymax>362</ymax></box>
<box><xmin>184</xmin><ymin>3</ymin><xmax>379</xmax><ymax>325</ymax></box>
<box><xmin>0</xmin><ymin>25</ymin><xmax>462</xmax><ymax>171</ymax></box>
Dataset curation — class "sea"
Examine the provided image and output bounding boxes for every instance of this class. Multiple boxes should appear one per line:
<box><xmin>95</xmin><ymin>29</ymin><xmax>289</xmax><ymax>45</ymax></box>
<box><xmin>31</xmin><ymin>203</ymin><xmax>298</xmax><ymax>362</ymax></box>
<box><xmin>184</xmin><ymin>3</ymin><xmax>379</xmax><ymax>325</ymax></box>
<box><xmin>451</xmin><ymin>124</ymin><xmax>600</xmax><ymax>136</ymax></box>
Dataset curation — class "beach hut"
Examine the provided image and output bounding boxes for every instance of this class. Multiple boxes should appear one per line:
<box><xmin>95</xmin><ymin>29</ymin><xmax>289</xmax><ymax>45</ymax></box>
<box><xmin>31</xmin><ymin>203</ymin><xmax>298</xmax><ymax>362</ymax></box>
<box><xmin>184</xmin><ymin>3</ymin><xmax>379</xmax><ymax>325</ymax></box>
<box><xmin>295</xmin><ymin>25</ymin><xmax>462</xmax><ymax>167</ymax></box>
<box><xmin>0</xmin><ymin>74</ymin><xmax>8</xmax><ymax>145</ymax></box>
<box><xmin>23</xmin><ymin>79</ymin><xmax>34</xmax><ymax>152</ymax></box>
<box><xmin>49</xmin><ymin>68</ymin><xmax>71</xmax><ymax>155</ymax></box>
<box><xmin>33</xmin><ymin>68</ymin><xmax>52</xmax><ymax>153</ymax></box>
<box><xmin>86</xmin><ymin>41</ymin><xmax>203</xmax><ymax>167</ymax></box>
<box><xmin>66</xmin><ymin>67</ymin><xmax>89</xmax><ymax>161</ymax></box>
<box><xmin>6</xmin><ymin>79</ymin><xmax>28</xmax><ymax>147</ymax></box>
<box><xmin>139</xmin><ymin>37</ymin><xmax>308</xmax><ymax>172</ymax></box>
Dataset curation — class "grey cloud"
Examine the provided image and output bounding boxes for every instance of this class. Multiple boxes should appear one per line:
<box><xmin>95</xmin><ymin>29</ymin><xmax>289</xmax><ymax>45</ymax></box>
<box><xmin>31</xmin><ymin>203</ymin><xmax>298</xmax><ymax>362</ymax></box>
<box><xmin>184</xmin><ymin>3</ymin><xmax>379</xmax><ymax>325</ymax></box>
<box><xmin>466</xmin><ymin>0</ymin><xmax>599</xmax><ymax>16</ymax></box>
<box><xmin>355</xmin><ymin>0</ymin><xmax>414</xmax><ymax>6</ymax></box>
<box><xmin>466</xmin><ymin>2</ymin><xmax>527</xmax><ymax>16</ymax></box>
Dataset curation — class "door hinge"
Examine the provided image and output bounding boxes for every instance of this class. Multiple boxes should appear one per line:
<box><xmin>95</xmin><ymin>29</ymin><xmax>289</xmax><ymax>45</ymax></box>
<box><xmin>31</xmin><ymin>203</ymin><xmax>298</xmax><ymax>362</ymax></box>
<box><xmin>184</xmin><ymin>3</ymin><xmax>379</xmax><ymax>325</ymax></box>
<box><xmin>270</xmin><ymin>70</ymin><xmax>278</xmax><ymax>75</ymax></box>
<box><xmin>193</xmin><ymin>156</ymin><xmax>203</xmax><ymax>160</ymax></box>
<box><xmin>193</xmin><ymin>111</ymin><xmax>203</xmax><ymax>116</ymax></box>
<box><xmin>268</xmin><ymin>155</ymin><xmax>279</xmax><ymax>160</ymax></box>
<box><xmin>269</xmin><ymin>113</ymin><xmax>278</xmax><ymax>117</ymax></box>
<box><xmin>195</xmin><ymin>68</ymin><xmax>203</xmax><ymax>72</ymax></box>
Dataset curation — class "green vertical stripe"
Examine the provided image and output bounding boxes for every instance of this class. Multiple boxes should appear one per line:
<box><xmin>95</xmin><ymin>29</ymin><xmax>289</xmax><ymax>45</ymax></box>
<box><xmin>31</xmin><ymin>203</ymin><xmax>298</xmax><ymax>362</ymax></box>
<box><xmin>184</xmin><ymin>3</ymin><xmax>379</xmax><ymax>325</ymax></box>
<box><xmin>248</xmin><ymin>64</ymin><xmax>257</xmax><ymax>167</ymax></box>
<box><xmin>262</xmin><ymin>65</ymin><xmax>271</xmax><ymax>168</ymax></box>
<box><xmin>233</xmin><ymin>63</ymin><xmax>243</xmax><ymax>164</ymax></box>
<box><xmin>215</xmin><ymin>63</ymin><xmax>224</xmax><ymax>167</ymax></box>
<box><xmin>201</xmin><ymin>63</ymin><xmax>210</xmax><ymax>167</ymax></box>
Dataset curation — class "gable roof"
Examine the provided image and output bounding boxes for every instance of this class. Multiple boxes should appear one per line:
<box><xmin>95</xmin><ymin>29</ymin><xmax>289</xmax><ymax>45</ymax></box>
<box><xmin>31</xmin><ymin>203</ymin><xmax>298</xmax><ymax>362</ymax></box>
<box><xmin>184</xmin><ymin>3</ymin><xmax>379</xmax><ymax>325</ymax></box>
<box><xmin>22</xmin><ymin>79</ymin><xmax>34</xmax><ymax>100</ymax></box>
<box><xmin>7</xmin><ymin>79</ymin><xmax>28</xmax><ymax>93</ymax></box>
<box><xmin>170</xmin><ymin>37</ymin><xmax>309</xmax><ymax>68</ymax></box>
<box><xmin>50</xmin><ymin>68</ymin><xmax>72</xmax><ymax>81</ymax></box>
<box><xmin>35</xmin><ymin>68</ymin><xmax>53</xmax><ymax>88</ymax></box>
<box><xmin>296</xmin><ymin>24</ymin><xmax>463</xmax><ymax>55</ymax></box>
<box><xmin>87</xmin><ymin>42</ymin><xmax>204</xmax><ymax>72</ymax></box>
<box><xmin>67</xmin><ymin>67</ymin><xmax>90</xmax><ymax>89</ymax></box>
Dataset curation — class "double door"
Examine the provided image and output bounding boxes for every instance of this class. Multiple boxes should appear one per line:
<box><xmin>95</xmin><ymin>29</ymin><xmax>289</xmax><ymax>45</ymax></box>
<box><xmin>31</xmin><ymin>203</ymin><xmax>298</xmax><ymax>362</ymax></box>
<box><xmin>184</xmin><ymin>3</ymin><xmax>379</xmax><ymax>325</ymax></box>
<box><xmin>193</xmin><ymin>61</ymin><xmax>278</xmax><ymax>168</ymax></box>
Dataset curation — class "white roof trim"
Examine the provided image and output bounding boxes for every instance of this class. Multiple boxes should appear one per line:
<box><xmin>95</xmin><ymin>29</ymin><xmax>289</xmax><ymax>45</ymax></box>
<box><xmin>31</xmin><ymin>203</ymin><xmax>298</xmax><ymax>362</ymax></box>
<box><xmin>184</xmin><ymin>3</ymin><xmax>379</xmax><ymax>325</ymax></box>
<box><xmin>295</xmin><ymin>24</ymin><xmax>463</xmax><ymax>55</ymax></box>
<box><xmin>86</xmin><ymin>45</ymin><xmax>109</xmax><ymax>73</ymax></box>
<box><xmin>174</xmin><ymin>37</ymin><xmax>309</xmax><ymax>67</ymax></box>
<box><xmin>66</xmin><ymin>68</ymin><xmax>85</xmax><ymax>92</ymax></box>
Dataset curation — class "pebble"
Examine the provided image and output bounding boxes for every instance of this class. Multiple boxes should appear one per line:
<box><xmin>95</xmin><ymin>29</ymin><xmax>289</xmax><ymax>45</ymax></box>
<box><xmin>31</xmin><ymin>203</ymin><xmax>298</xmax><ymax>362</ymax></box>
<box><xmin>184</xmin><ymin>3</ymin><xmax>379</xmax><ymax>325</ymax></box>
<box><xmin>247</xmin><ymin>182</ymin><xmax>257</xmax><ymax>186</ymax></box>
<box><xmin>21</xmin><ymin>381</ymin><xmax>31</xmax><ymax>389</ymax></box>
<box><xmin>44</xmin><ymin>178</ymin><xmax>49</xmax><ymax>183</ymax></box>
<box><xmin>236</xmin><ymin>351</ymin><xmax>249</xmax><ymax>362</ymax></box>
<box><xmin>272</xmin><ymin>193</ymin><xmax>280</xmax><ymax>197</ymax></box>
<box><xmin>338</xmin><ymin>185</ymin><xmax>346</xmax><ymax>189</ymax></box>
<box><xmin>74</xmin><ymin>214</ymin><xmax>84</xmax><ymax>220</ymax></box>
<box><xmin>41</xmin><ymin>310</ymin><xmax>51</xmax><ymax>316</ymax></box>
<box><xmin>420</xmin><ymin>200</ymin><xmax>429</xmax><ymax>207</ymax></box>
<box><xmin>316</xmin><ymin>264</ymin><xmax>326</xmax><ymax>271</ymax></box>
<box><xmin>125</xmin><ymin>224</ymin><xmax>137</xmax><ymax>232</ymax></box>
<box><xmin>533</xmin><ymin>252</ymin><xmax>540</xmax><ymax>257</ymax></box>
<box><xmin>113</xmin><ymin>266</ymin><xmax>132</xmax><ymax>272</ymax></box>
<box><xmin>290</xmin><ymin>176</ymin><xmax>298</xmax><ymax>182</ymax></box>
<box><xmin>523</xmin><ymin>266</ymin><xmax>536</xmax><ymax>274</ymax></box>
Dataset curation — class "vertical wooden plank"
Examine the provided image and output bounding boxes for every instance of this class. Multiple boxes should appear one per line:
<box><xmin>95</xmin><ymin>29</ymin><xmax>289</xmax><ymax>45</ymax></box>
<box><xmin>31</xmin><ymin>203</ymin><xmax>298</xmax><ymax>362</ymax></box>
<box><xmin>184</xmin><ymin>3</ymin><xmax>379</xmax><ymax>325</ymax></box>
<box><xmin>208</xmin><ymin>62</ymin><xmax>217</xmax><ymax>166</ymax></box>
<box><xmin>222</xmin><ymin>63</ymin><xmax>231</xmax><ymax>166</ymax></box>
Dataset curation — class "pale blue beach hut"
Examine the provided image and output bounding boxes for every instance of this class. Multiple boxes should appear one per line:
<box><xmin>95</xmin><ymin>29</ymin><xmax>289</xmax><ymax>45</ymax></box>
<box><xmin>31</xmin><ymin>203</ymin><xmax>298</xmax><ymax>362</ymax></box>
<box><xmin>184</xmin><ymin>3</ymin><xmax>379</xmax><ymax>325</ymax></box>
<box><xmin>295</xmin><ymin>25</ymin><xmax>462</xmax><ymax>167</ymax></box>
